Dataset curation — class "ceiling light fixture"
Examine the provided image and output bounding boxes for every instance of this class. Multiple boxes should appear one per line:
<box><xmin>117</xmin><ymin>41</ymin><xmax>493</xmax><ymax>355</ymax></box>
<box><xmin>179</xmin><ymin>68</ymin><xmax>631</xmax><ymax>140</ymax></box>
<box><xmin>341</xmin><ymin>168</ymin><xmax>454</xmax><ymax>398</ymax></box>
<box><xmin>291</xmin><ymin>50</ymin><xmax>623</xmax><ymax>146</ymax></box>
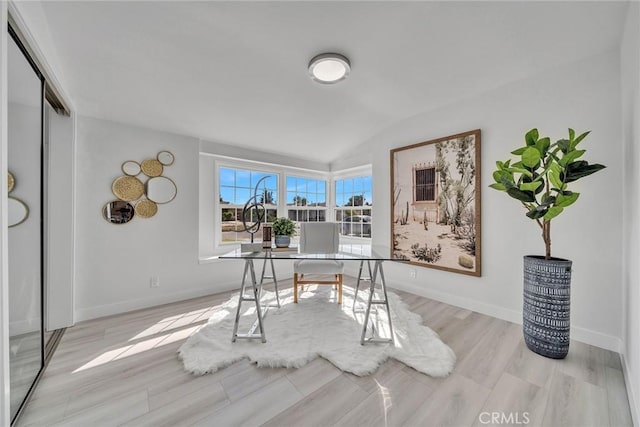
<box><xmin>308</xmin><ymin>53</ymin><xmax>351</xmax><ymax>84</ymax></box>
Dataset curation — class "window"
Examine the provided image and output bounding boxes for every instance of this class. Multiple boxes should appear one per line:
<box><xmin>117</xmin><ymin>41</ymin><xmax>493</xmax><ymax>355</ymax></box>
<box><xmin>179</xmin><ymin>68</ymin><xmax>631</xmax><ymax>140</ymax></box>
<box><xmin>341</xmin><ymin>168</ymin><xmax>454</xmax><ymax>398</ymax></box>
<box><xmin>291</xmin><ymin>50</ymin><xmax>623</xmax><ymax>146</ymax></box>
<box><xmin>219</xmin><ymin>167</ymin><xmax>278</xmax><ymax>242</ymax></box>
<box><xmin>335</xmin><ymin>175</ymin><xmax>372</xmax><ymax>238</ymax></box>
<box><xmin>415</xmin><ymin>167</ymin><xmax>436</xmax><ymax>201</ymax></box>
<box><xmin>286</xmin><ymin>176</ymin><xmax>327</xmax><ymax>223</ymax></box>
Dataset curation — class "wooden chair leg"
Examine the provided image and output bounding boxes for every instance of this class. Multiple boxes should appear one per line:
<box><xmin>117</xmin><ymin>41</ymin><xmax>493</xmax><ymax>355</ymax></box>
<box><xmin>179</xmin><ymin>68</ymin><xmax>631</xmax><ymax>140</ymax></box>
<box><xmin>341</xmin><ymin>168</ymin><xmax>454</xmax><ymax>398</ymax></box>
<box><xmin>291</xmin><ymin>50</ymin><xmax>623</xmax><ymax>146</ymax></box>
<box><xmin>294</xmin><ymin>273</ymin><xmax>298</xmax><ymax>303</ymax></box>
<box><xmin>338</xmin><ymin>274</ymin><xmax>343</xmax><ymax>305</ymax></box>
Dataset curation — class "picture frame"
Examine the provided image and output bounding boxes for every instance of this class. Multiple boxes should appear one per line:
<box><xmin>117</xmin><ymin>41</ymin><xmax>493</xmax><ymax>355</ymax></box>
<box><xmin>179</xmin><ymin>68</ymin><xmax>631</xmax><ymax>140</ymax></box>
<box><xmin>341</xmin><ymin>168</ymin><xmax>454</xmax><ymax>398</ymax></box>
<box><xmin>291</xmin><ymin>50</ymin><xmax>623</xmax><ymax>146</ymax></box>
<box><xmin>390</xmin><ymin>129</ymin><xmax>481</xmax><ymax>276</ymax></box>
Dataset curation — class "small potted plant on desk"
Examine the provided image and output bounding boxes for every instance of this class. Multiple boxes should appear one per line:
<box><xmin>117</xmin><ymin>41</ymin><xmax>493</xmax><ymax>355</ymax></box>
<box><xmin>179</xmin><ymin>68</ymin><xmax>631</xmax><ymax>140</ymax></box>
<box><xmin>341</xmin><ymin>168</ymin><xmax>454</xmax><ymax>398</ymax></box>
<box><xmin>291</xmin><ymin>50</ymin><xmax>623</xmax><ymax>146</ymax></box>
<box><xmin>490</xmin><ymin>128</ymin><xmax>605</xmax><ymax>359</ymax></box>
<box><xmin>272</xmin><ymin>217</ymin><xmax>296</xmax><ymax>248</ymax></box>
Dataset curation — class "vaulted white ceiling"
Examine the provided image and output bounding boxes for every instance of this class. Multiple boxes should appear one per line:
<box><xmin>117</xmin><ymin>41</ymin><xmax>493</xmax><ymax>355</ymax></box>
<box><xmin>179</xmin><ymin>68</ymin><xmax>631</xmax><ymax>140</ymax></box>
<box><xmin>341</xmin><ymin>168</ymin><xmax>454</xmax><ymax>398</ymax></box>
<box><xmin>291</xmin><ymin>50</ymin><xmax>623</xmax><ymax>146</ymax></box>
<box><xmin>18</xmin><ymin>1</ymin><xmax>628</xmax><ymax>163</ymax></box>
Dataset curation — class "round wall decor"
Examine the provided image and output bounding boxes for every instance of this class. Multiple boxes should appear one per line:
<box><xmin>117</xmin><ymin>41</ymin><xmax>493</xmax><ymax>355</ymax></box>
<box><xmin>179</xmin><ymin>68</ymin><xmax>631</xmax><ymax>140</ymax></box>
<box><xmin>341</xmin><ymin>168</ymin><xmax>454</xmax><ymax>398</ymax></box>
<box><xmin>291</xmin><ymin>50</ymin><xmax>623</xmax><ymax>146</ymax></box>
<box><xmin>146</xmin><ymin>176</ymin><xmax>177</xmax><ymax>204</ymax></box>
<box><xmin>141</xmin><ymin>159</ymin><xmax>163</xmax><ymax>177</ymax></box>
<box><xmin>135</xmin><ymin>199</ymin><xmax>158</xmax><ymax>218</ymax></box>
<box><xmin>122</xmin><ymin>161</ymin><xmax>142</xmax><ymax>176</ymax></box>
<box><xmin>8</xmin><ymin>171</ymin><xmax>15</xmax><ymax>193</ymax></box>
<box><xmin>157</xmin><ymin>151</ymin><xmax>175</xmax><ymax>166</ymax></box>
<box><xmin>103</xmin><ymin>200</ymin><xmax>135</xmax><ymax>224</ymax></box>
<box><xmin>112</xmin><ymin>176</ymin><xmax>145</xmax><ymax>201</ymax></box>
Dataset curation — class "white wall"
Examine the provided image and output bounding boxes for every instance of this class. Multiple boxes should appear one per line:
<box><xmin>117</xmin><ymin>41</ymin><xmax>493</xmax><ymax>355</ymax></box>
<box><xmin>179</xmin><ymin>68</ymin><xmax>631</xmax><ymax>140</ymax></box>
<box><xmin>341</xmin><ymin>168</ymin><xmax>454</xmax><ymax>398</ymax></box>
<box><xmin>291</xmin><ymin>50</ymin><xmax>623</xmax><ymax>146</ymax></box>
<box><xmin>75</xmin><ymin>116</ymin><xmax>295</xmax><ymax>321</ymax></box>
<box><xmin>340</xmin><ymin>49</ymin><xmax>623</xmax><ymax>351</ymax></box>
<box><xmin>621</xmin><ymin>1</ymin><xmax>640</xmax><ymax>423</ymax></box>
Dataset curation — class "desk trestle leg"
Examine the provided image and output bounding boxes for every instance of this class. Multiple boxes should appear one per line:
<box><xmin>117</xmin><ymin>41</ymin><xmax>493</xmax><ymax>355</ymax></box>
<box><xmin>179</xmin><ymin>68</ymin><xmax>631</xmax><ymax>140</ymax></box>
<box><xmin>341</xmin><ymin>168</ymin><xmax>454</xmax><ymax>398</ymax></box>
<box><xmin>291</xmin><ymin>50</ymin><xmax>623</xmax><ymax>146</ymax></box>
<box><xmin>259</xmin><ymin>250</ymin><xmax>281</xmax><ymax>308</ymax></box>
<box><xmin>360</xmin><ymin>260</ymin><xmax>395</xmax><ymax>345</ymax></box>
<box><xmin>231</xmin><ymin>259</ymin><xmax>266</xmax><ymax>343</ymax></box>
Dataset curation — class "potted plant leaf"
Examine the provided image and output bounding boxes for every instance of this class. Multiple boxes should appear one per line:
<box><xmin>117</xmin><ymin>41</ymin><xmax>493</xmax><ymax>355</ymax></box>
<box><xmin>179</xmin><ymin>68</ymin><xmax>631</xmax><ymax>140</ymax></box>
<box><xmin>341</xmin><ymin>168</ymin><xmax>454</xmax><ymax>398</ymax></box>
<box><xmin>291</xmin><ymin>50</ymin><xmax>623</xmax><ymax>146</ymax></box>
<box><xmin>272</xmin><ymin>217</ymin><xmax>296</xmax><ymax>248</ymax></box>
<box><xmin>490</xmin><ymin>128</ymin><xmax>605</xmax><ymax>358</ymax></box>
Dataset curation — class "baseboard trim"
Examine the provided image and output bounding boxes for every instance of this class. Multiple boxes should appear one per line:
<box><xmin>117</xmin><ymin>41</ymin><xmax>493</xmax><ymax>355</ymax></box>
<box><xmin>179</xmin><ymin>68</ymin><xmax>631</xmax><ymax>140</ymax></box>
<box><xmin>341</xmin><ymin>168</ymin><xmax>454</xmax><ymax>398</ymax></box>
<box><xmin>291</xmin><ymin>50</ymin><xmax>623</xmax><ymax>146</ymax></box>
<box><xmin>388</xmin><ymin>279</ymin><xmax>521</xmax><ymax>323</ymax></box>
<box><xmin>74</xmin><ymin>282</ymin><xmax>240</xmax><ymax>322</ymax></box>
<box><xmin>621</xmin><ymin>351</ymin><xmax>639</xmax><ymax>426</ymax></box>
<box><xmin>387</xmin><ymin>278</ymin><xmax>621</xmax><ymax>352</ymax></box>
<box><xmin>9</xmin><ymin>318</ymin><xmax>41</xmax><ymax>336</ymax></box>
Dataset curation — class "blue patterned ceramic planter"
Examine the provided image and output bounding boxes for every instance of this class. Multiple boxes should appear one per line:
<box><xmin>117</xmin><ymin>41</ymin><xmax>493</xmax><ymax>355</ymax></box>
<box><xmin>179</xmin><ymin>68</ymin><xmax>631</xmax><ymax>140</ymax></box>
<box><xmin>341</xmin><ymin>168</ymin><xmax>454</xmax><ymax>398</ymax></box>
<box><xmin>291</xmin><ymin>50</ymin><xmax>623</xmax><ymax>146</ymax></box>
<box><xmin>523</xmin><ymin>256</ymin><xmax>572</xmax><ymax>359</ymax></box>
<box><xmin>274</xmin><ymin>235</ymin><xmax>290</xmax><ymax>248</ymax></box>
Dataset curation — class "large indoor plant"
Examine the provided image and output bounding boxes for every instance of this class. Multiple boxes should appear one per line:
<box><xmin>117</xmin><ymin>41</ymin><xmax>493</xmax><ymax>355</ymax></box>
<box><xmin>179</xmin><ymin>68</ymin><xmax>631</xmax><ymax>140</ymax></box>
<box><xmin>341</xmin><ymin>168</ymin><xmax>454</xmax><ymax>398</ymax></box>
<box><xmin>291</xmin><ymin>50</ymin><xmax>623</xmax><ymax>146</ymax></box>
<box><xmin>272</xmin><ymin>217</ymin><xmax>296</xmax><ymax>248</ymax></box>
<box><xmin>490</xmin><ymin>128</ymin><xmax>605</xmax><ymax>358</ymax></box>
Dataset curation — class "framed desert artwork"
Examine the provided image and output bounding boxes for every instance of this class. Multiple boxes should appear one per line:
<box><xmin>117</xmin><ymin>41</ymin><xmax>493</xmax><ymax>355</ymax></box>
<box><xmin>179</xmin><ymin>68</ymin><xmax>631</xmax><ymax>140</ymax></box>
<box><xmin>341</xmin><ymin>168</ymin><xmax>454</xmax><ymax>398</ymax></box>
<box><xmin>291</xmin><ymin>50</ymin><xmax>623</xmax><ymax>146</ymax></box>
<box><xmin>390</xmin><ymin>129</ymin><xmax>481</xmax><ymax>276</ymax></box>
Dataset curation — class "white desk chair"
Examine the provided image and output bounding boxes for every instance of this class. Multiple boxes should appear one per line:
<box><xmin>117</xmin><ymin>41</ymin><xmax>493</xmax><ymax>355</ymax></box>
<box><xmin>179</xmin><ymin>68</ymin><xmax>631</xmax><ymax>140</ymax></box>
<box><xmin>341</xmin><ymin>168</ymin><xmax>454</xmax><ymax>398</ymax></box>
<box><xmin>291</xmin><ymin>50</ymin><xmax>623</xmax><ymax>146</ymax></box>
<box><xmin>293</xmin><ymin>222</ymin><xmax>344</xmax><ymax>304</ymax></box>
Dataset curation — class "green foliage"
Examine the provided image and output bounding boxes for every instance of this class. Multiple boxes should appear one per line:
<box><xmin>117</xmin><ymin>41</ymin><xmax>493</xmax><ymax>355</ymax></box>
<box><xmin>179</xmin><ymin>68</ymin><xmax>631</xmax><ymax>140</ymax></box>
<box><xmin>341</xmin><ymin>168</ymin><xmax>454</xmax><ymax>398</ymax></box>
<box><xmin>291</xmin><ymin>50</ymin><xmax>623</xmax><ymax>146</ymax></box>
<box><xmin>272</xmin><ymin>217</ymin><xmax>296</xmax><ymax>236</ymax></box>
<box><xmin>490</xmin><ymin>128</ymin><xmax>606</xmax><ymax>257</ymax></box>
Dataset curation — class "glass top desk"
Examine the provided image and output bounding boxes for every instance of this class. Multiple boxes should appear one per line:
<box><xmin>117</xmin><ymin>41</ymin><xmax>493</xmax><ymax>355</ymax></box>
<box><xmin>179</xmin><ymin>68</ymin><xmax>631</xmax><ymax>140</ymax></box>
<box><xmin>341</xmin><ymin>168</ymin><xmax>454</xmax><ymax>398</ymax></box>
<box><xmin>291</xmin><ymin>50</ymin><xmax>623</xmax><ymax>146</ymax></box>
<box><xmin>219</xmin><ymin>244</ymin><xmax>406</xmax><ymax>345</ymax></box>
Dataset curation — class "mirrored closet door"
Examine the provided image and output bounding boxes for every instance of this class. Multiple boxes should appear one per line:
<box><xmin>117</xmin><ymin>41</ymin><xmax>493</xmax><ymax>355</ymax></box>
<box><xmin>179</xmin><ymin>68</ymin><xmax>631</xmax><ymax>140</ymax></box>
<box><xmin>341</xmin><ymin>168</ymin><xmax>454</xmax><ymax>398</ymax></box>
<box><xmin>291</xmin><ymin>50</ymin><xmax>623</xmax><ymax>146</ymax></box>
<box><xmin>7</xmin><ymin>27</ymin><xmax>45</xmax><ymax>422</ymax></box>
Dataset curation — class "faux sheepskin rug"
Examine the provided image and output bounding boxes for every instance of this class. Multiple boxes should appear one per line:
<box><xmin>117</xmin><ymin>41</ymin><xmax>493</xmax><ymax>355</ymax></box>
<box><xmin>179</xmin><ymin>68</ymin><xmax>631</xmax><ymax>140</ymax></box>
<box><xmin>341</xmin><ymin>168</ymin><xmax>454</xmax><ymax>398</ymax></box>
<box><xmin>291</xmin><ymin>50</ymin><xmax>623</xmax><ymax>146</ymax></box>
<box><xmin>178</xmin><ymin>285</ymin><xmax>455</xmax><ymax>377</ymax></box>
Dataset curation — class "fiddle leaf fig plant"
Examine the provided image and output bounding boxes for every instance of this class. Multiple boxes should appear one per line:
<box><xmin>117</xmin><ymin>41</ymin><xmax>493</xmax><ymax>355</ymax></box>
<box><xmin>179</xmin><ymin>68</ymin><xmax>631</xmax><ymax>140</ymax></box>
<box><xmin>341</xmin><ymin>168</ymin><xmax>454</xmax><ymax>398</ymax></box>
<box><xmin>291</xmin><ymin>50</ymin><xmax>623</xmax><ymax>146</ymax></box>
<box><xmin>490</xmin><ymin>128</ymin><xmax>606</xmax><ymax>260</ymax></box>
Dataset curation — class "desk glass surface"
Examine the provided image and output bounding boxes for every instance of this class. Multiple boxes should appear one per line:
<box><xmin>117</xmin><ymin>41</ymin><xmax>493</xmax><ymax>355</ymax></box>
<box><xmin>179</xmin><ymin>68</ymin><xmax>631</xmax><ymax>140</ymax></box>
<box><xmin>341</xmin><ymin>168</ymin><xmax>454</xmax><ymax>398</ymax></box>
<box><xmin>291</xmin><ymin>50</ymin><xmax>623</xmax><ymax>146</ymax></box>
<box><xmin>218</xmin><ymin>244</ymin><xmax>400</xmax><ymax>261</ymax></box>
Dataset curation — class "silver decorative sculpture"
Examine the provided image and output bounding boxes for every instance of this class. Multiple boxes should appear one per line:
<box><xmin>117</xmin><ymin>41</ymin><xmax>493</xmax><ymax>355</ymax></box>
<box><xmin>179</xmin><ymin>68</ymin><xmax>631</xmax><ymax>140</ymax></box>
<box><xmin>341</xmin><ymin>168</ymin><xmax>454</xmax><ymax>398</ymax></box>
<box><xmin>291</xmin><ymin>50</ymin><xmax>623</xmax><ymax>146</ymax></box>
<box><xmin>241</xmin><ymin>176</ymin><xmax>271</xmax><ymax>243</ymax></box>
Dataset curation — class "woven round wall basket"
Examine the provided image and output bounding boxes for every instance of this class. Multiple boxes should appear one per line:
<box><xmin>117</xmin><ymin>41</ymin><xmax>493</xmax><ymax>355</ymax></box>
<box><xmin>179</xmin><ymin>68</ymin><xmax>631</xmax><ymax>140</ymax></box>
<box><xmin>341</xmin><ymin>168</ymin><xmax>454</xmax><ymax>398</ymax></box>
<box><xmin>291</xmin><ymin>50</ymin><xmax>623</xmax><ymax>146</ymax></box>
<box><xmin>112</xmin><ymin>176</ymin><xmax>145</xmax><ymax>202</ymax></box>
<box><xmin>140</xmin><ymin>159</ymin><xmax>163</xmax><ymax>177</ymax></box>
<box><xmin>522</xmin><ymin>255</ymin><xmax>572</xmax><ymax>359</ymax></box>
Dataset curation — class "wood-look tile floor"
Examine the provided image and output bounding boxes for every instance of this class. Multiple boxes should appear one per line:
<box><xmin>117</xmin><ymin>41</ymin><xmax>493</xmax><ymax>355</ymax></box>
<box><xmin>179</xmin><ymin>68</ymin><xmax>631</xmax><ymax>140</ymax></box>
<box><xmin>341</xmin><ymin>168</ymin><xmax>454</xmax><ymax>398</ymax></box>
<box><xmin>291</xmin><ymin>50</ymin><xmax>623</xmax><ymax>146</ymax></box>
<box><xmin>18</xmin><ymin>277</ymin><xmax>633</xmax><ymax>427</ymax></box>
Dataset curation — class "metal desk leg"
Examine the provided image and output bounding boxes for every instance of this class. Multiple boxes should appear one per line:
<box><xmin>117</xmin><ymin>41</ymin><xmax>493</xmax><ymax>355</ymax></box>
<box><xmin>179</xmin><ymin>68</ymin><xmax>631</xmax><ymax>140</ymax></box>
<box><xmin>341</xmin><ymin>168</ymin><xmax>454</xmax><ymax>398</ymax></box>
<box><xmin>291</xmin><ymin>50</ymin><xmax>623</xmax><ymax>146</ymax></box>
<box><xmin>353</xmin><ymin>259</ymin><xmax>373</xmax><ymax>312</ymax></box>
<box><xmin>259</xmin><ymin>250</ymin><xmax>281</xmax><ymax>308</ymax></box>
<box><xmin>231</xmin><ymin>259</ymin><xmax>266</xmax><ymax>343</ymax></box>
<box><xmin>360</xmin><ymin>260</ymin><xmax>394</xmax><ymax>345</ymax></box>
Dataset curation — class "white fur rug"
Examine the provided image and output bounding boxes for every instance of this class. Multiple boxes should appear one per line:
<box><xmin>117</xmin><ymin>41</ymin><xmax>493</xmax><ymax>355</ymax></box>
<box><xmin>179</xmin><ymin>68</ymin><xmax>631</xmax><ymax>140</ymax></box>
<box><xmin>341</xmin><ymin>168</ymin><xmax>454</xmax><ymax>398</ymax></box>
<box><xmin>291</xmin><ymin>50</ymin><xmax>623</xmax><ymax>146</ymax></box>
<box><xmin>178</xmin><ymin>285</ymin><xmax>455</xmax><ymax>377</ymax></box>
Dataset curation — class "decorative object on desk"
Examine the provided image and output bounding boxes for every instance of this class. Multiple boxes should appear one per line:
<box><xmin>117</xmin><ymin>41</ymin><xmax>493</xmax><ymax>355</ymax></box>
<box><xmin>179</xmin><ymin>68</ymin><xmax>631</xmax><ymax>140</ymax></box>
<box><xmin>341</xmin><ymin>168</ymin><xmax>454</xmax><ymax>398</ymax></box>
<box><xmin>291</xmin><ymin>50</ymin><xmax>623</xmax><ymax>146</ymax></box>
<box><xmin>102</xmin><ymin>200</ymin><xmax>135</xmax><ymax>224</ymax></box>
<box><xmin>391</xmin><ymin>129</ymin><xmax>481</xmax><ymax>277</ymax></box>
<box><xmin>178</xmin><ymin>286</ymin><xmax>455</xmax><ymax>377</ymax></box>
<box><xmin>272</xmin><ymin>217</ymin><xmax>295</xmax><ymax>248</ymax></box>
<box><xmin>8</xmin><ymin>197</ymin><xmax>29</xmax><ymax>227</ymax></box>
<box><xmin>104</xmin><ymin>151</ymin><xmax>176</xmax><ymax>223</ymax></box>
<box><xmin>489</xmin><ymin>128</ymin><xmax>606</xmax><ymax>359</ymax></box>
<box><xmin>240</xmin><ymin>175</ymin><xmax>271</xmax><ymax>243</ymax></box>
<box><xmin>7</xmin><ymin>171</ymin><xmax>15</xmax><ymax>193</ymax></box>
<box><xmin>262</xmin><ymin>224</ymin><xmax>272</xmax><ymax>248</ymax></box>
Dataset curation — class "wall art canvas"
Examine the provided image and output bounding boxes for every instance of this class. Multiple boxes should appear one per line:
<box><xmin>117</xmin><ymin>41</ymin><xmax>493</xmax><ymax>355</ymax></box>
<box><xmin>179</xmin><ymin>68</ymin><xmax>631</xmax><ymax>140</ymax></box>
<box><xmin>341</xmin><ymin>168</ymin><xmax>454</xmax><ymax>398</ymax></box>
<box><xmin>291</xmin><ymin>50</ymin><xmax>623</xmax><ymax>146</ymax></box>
<box><xmin>391</xmin><ymin>129</ymin><xmax>481</xmax><ymax>276</ymax></box>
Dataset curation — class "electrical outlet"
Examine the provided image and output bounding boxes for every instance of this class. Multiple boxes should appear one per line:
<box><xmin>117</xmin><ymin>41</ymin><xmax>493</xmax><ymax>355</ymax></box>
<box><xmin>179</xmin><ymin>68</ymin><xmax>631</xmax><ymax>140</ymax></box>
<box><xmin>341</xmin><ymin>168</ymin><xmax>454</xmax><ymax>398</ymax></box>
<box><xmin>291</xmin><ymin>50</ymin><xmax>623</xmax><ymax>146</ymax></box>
<box><xmin>150</xmin><ymin>276</ymin><xmax>160</xmax><ymax>288</ymax></box>
<box><xmin>410</xmin><ymin>269</ymin><xmax>417</xmax><ymax>279</ymax></box>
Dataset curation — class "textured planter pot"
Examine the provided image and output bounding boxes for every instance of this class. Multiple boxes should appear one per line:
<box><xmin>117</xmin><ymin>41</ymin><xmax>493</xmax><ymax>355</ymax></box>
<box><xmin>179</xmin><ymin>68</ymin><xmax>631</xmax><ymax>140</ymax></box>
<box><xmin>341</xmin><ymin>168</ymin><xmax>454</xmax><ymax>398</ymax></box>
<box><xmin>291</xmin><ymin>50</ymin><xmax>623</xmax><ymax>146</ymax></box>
<box><xmin>523</xmin><ymin>255</ymin><xmax>572</xmax><ymax>359</ymax></box>
<box><xmin>274</xmin><ymin>235</ymin><xmax>290</xmax><ymax>248</ymax></box>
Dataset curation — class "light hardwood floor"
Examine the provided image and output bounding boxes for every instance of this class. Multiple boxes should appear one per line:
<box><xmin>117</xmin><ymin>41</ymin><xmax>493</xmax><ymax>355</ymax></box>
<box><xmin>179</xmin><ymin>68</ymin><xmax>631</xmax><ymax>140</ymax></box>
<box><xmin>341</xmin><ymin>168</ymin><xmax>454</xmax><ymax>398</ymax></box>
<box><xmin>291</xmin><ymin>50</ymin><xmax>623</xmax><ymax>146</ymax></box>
<box><xmin>18</xmin><ymin>277</ymin><xmax>633</xmax><ymax>427</ymax></box>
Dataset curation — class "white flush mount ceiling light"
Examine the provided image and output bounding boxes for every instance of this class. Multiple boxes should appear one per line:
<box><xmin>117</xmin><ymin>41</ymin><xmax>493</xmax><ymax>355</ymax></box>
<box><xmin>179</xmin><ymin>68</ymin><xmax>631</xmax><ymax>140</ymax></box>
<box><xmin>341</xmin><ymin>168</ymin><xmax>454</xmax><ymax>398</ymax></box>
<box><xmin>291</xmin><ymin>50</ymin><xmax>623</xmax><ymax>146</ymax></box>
<box><xmin>308</xmin><ymin>53</ymin><xmax>351</xmax><ymax>84</ymax></box>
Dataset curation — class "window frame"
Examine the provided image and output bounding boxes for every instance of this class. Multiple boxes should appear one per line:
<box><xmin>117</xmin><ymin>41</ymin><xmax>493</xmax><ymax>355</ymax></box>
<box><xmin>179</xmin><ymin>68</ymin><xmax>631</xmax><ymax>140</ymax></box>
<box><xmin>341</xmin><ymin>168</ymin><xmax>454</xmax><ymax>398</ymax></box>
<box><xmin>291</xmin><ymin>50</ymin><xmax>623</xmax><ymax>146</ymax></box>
<box><xmin>212</xmin><ymin>157</ymin><xmax>331</xmax><ymax>248</ymax></box>
<box><xmin>332</xmin><ymin>166</ymin><xmax>374</xmax><ymax>242</ymax></box>
<box><xmin>285</xmin><ymin>175</ymin><xmax>328</xmax><ymax>224</ymax></box>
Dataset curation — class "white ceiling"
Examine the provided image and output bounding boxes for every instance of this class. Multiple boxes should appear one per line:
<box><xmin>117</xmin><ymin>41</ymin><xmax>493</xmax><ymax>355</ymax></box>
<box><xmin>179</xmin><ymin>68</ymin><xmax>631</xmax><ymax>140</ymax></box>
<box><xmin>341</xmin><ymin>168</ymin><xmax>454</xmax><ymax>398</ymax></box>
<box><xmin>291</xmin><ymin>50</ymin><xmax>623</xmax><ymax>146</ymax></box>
<box><xmin>22</xmin><ymin>1</ymin><xmax>628</xmax><ymax>164</ymax></box>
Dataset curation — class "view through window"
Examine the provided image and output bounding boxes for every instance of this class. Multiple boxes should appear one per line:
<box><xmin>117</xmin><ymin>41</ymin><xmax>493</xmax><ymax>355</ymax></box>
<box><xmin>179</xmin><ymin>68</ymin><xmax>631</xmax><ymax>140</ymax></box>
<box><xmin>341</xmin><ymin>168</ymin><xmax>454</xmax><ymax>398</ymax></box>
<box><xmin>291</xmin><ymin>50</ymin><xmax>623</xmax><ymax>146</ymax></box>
<box><xmin>219</xmin><ymin>167</ymin><xmax>277</xmax><ymax>242</ymax></box>
<box><xmin>286</xmin><ymin>176</ymin><xmax>327</xmax><ymax>224</ymax></box>
<box><xmin>335</xmin><ymin>175</ymin><xmax>373</xmax><ymax>238</ymax></box>
<box><xmin>217</xmin><ymin>165</ymin><xmax>371</xmax><ymax>244</ymax></box>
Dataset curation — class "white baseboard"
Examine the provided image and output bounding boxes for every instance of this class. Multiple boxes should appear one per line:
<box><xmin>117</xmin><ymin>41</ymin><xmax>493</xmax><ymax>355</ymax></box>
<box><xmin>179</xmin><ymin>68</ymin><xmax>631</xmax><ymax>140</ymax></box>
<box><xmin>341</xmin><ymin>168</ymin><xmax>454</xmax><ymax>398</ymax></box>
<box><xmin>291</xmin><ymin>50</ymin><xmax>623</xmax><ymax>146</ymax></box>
<box><xmin>74</xmin><ymin>282</ymin><xmax>240</xmax><ymax>323</ymax></box>
<box><xmin>621</xmin><ymin>351</ymin><xmax>639</xmax><ymax>426</ymax></box>
<box><xmin>387</xmin><ymin>278</ymin><xmax>622</xmax><ymax>352</ymax></box>
<box><xmin>388</xmin><ymin>279</ymin><xmax>521</xmax><ymax>324</ymax></box>
<box><xmin>9</xmin><ymin>318</ymin><xmax>41</xmax><ymax>336</ymax></box>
